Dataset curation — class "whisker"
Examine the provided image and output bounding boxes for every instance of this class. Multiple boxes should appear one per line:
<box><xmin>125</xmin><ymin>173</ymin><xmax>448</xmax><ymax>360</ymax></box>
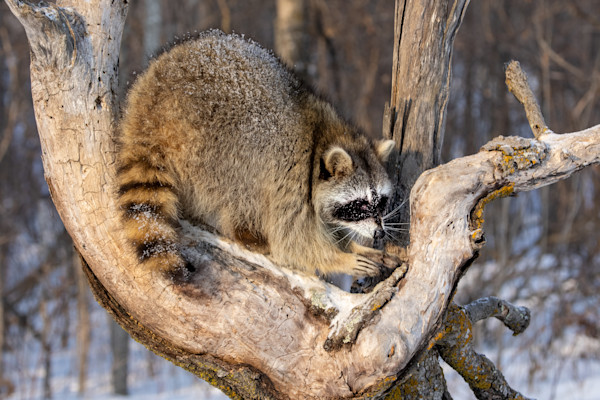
<box><xmin>383</xmin><ymin>206</ymin><xmax>402</xmax><ymax>220</ymax></box>
<box><xmin>328</xmin><ymin>226</ymin><xmax>347</xmax><ymax>235</ymax></box>
<box><xmin>334</xmin><ymin>229</ymin><xmax>354</xmax><ymax>245</ymax></box>
<box><xmin>384</xmin><ymin>222</ymin><xmax>410</xmax><ymax>226</ymax></box>
<box><xmin>383</xmin><ymin>230</ymin><xmax>399</xmax><ymax>242</ymax></box>
<box><xmin>383</xmin><ymin>198</ymin><xmax>408</xmax><ymax>220</ymax></box>
<box><xmin>384</xmin><ymin>227</ymin><xmax>408</xmax><ymax>232</ymax></box>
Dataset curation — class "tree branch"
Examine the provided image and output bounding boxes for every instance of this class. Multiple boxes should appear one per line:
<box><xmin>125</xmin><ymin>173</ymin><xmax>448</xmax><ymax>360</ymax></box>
<box><xmin>436</xmin><ymin>304</ymin><xmax>534</xmax><ymax>400</ymax></box>
<box><xmin>324</xmin><ymin>262</ymin><xmax>408</xmax><ymax>352</ymax></box>
<box><xmin>505</xmin><ymin>60</ymin><xmax>549</xmax><ymax>139</ymax></box>
<box><xmin>463</xmin><ymin>296</ymin><xmax>530</xmax><ymax>336</ymax></box>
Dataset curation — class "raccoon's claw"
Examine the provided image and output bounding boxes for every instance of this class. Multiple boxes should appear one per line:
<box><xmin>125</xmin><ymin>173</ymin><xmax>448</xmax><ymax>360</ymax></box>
<box><xmin>381</xmin><ymin>252</ymin><xmax>402</xmax><ymax>270</ymax></box>
<box><xmin>352</xmin><ymin>255</ymin><xmax>382</xmax><ymax>277</ymax></box>
<box><xmin>348</xmin><ymin>242</ymin><xmax>403</xmax><ymax>275</ymax></box>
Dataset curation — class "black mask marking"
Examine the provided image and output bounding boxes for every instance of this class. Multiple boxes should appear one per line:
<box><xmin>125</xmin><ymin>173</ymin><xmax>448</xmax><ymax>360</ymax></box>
<box><xmin>333</xmin><ymin>195</ymin><xmax>388</xmax><ymax>222</ymax></box>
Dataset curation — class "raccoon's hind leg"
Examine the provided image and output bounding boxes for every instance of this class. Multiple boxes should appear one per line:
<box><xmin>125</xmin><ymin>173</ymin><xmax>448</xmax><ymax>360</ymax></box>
<box><xmin>116</xmin><ymin>158</ymin><xmax>185</xmax><ymax>273</ymax></box>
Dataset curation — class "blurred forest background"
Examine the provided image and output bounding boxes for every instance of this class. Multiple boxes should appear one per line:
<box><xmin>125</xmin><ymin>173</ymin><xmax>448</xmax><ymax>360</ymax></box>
<box><xmin>0</xmin><ymin>0</ymin><xmax>598</xmax><ymax>399</ymax></box>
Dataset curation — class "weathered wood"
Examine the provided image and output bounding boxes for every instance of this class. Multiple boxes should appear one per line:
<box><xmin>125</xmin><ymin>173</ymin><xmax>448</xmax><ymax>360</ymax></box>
<box><xmin>505</xmin><ymin>61</ymin><xmax>549</xmax><ymax>139</ymax></box>
<box><xmin>6</xmin><ymin>0</ymin><xmax>600</xmax><ymax>398</ymax></box>
<box><xmin>463</xmin><ymin>296</ymin><xmax>530</xmax><ymax>336</ymax></box>
<box><xmin>386</xmin><ymin>0</ymin><xmax>470</xmax><ymax>232</ymax></box>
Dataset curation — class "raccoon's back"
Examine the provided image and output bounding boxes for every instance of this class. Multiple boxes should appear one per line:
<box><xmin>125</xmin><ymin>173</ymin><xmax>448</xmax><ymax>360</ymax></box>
<box><xmin>116</xmin><ymin>31</ymin><xmax>316</xmax><ymax>272</ymax></box>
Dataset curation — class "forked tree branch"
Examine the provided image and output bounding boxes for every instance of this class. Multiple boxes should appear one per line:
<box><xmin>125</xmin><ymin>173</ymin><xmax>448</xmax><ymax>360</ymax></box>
<box><xmin>6</xmin><ymin>0</ymin><xmax>600</xmax><ymax>398</ymax></box>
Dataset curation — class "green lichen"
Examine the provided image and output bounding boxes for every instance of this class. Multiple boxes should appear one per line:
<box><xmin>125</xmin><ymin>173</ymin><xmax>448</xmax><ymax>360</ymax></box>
<box><xmin>309</xmin><ymin>289</ymin><xmax>339</xmax><ymax>320</ymax></box>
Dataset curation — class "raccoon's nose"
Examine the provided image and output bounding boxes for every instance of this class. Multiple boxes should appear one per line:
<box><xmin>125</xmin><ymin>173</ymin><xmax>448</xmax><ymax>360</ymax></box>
<box><xmin>374</xmin><ymin>228</ymin><xmax>385</xmax><ymax>240</ymax></box>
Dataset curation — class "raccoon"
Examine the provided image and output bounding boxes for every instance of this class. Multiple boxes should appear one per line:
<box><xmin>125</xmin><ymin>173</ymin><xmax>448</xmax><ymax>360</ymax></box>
<box><xmin>116</xmin><ymin>30</ymin><xmax>400</xmax><ymax>277</ymax></box>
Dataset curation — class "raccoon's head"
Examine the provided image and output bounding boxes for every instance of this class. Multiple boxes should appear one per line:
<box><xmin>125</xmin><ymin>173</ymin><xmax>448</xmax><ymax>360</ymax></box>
<box><xmin>315</xmin><ymin>138</ymin><xmax>396</xmax><ymax>246</ymax></box>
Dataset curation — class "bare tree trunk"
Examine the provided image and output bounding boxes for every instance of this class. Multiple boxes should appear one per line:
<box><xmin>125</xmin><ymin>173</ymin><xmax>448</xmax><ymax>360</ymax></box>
<box><xmin>0</xmin><ymin>252</ymin><xmax>6</xmax><ymax>397</ymax></box>
<box><xmin>216</xmin><ymin>0</ymin><xmax>232</xmax><ymax>33</ymax></box>
<box><xmin>40</xmin><ymin>263</ymin><xmax>52</xmax><ymax>400</ymax></box>
<box><xmin>4</xmin><ymin>0</ymin><xmax>600</xmax><ymax>399</ymax></box>
<box><xmin>384</xmin><ymin>0</ymin><xmax>470</xmax><ymax>233</ymax></box>
<box><xmin>110</xmin><ymin>319</ymin><xmax>129</xmax><ymax>395</ymax></box>
<box><xmin>275</xmin><ymin>0</ymin><xmax>306</xmax><ymax>72</ymax></box>
<box><xmin>74</xmin><ymin>253</ymin><xmax>90</xmax><ymax>395</ymax></box>
<box><xmin>143</xmin><ymin>0</ymin><xmax>162</xmax><ymax>62</ymax></box>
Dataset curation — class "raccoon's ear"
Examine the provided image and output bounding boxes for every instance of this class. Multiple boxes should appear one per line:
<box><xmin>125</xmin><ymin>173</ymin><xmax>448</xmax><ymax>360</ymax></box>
<box><xmin>323</xmin><ymin>146</ymin><xmax>353</xmax><ymax>179</ymax></box>
<box><xmin>375</xmin><ymin>139</ymin><xmax>396</xmax><ymax>162</ymax></box>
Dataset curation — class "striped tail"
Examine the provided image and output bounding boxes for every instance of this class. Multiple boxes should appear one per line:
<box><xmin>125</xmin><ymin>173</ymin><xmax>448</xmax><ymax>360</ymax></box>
<box><xmin>116</xmin><ymin>156</ymin><xmax>185</xmax><ymax>273</ymax></box>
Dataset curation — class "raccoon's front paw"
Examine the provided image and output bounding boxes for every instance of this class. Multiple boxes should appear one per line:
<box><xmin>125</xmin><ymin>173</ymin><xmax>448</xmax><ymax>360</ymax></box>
<box><xmin>351</xmin><ymin>254</ymin><xmax>383</xmax><ymax>277</ymax></box>
<box><xmin>380</xmin><ymin>251</ymin><xmax>403</xmax><ymax>271</ymax></box>
<box><xmin>349</xmin><ymin>242</ymin><xmax>403</xmax><ymax>273</ymax></box>
<box><xmin>384</xmin><ymin>244</ymin><xmax>408</xmax><ymax>265</ymax></box>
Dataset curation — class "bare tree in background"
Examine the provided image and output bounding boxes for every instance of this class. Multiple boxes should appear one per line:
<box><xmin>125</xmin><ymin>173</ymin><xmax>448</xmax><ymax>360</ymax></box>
<box><xmin>1</xmin><ymin>0</ymin><xmax>599</xmax><ymax>398</ymax></box>
<box><xmin>74</xmin><ymin>253</ymin><xmax>90</xmax><ymax>395</ymax></box>
<box><xmin>275</xmin><ymin>0</ymin><xmax>306</xmax><ymax>74</ymax></box>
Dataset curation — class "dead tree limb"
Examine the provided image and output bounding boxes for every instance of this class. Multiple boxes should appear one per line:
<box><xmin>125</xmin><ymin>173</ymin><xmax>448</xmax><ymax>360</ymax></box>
<box><xmin>464</xmin><ymin>296</ymin><xmax>531</xmax><ymax>336</ymax></box>
<box><xmin>505</xmin><ymin>60</ymin><xmax>549</xmax><ymax>139</ymax></box>
<box><xmin>5</xmin><ymin>0</ymin><xmax>600</xmax><ymax>398</ymax></box>
<box><xmin>436</xmin><ymin>304</ymin><xmax>533</xmax><ymax>400</ymax></box>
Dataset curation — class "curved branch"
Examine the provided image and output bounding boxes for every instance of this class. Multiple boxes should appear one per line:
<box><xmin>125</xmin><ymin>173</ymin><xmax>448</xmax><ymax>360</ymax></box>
<box><xmin>436</xmin><ymin>304</ymin><xmax>534</xmax><ymax>400</ymax></box>
<box><xmin>464</xmin><ymin>296</ymin><xmax>530</xmax><ymax>336</ymax></box>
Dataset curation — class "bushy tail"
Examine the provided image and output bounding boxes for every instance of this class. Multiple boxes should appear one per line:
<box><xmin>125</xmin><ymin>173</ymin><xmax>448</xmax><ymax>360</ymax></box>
<box><xmin>116</xmin><ymin>152</ymin><xmax>184</xmax><ymax>273</ymax></box>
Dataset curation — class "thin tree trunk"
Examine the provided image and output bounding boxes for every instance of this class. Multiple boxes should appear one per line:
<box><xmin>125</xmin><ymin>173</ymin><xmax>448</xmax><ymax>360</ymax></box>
<box><xmin>143</xmin><ymin>0</ymin><xmax>162</xmax><ymax>61</ymax></box>
<box><xmin>74</xmin><ymin>252</ymin><xmax>90</xmax><ymax>395</ymax></box>
<box><xmin>40</xmin><ymin>263</ymin><xmax>52</xmax><ymax>400</ymax></box>
<box><xmin>0</xmin><ymin>252</ymin><xmax>5</xmax><ymax>396</ymax></box>
<box><xmin>275</xmin><ymin>0</ymin><xmax>306</xmax><ymax>72</ymax></box>
<box><xmin>110</xmin><ymin>318</ymin><xmax>129</xmax><ymax>395</ymax></box>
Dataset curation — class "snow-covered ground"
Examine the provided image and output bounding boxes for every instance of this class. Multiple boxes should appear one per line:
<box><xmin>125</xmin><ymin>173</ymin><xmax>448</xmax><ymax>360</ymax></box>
<box><xmin>5</xmin><ymin>303</ymin><xmax>228</xmax><ymax>400</ymax></box>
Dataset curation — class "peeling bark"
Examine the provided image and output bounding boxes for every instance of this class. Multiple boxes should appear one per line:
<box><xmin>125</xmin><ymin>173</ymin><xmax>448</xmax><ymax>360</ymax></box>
<box><xmin>5</xmin><ymin>0</ymin><xmax>600</xmax><ymax>398</ymax></box>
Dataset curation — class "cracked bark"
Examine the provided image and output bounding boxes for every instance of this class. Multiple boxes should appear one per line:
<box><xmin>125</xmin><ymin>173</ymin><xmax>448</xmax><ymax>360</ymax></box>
<box><xmin>5</xmin><ymin>0</ymin><xmax>600</xmax><ymax>398</ymax></box>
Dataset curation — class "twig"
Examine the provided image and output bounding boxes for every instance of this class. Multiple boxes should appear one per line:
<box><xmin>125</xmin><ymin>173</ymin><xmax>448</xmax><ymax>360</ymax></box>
<box><xmin>463</xmin><ymin>296</ymin><xmax>530</xmax><ymax>336</ymax></box>
<box><xmin>324</xmin><ymin>263</ymin><xmax>408</xmax><ymax>351</ymax></box>
<box><xmin>505</xmin><ymin>60</ymin><xmax>549</xmax><ymax>139</ymax></box>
